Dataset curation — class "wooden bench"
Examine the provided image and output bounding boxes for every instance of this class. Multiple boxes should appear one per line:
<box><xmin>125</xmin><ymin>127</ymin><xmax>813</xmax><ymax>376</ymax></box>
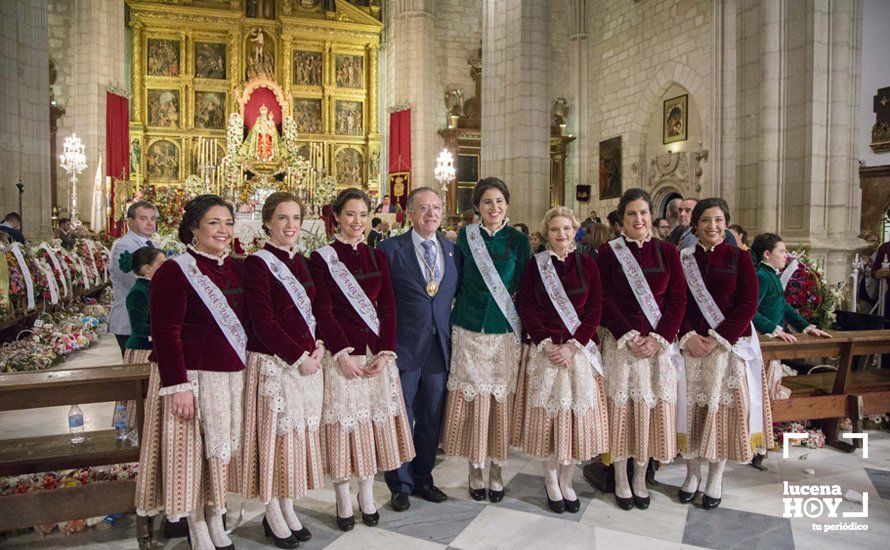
<box><xmin>0</xmin><ymin>364</ymin><xmax>151</xmax><ymax>545</ymax></box>
<box><xmin>762</xmin><ymin>329</ymin><xmax>890</xmax><ymax>452</ymax></box>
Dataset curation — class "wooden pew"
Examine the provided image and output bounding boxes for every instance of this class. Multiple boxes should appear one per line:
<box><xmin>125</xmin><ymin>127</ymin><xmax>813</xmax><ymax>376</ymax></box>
<box><xmin>761</xmin><ymin>329</ymin><xmax>890</xmax><ymax>451</ymax></box>
<box><xmin>0</xmin><ymin>364</ymin><xmax>151</xmax><ymax>546</ymax></box>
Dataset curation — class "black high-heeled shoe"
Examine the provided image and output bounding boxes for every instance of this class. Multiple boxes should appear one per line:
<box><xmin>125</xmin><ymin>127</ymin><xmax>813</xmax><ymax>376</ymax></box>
<box><xmin>263</xmin><ymin>516</ymin><xmax>299</xmax><ymax>549</ymax></box>
<box><xmin>563</xmin><ymin>497</ymin><xmax>580</xmax><ymax>513</ymax></box>
<box><xmin>702</xmin><ymin>493</ymin><xmax>722</xmax><ymax>510</ymax></box>
<box><xmin>291</xmin><ymin>527</ymin><xmax>311</xmax><ymax>542</ymax></box>
<box><xmin>615</xmin><ymin>493</ymin><xmax>634</xmax><ymax>510</ymax></box>
<box><xmin>469</xmin><ymin>486</ymin><xmax>487</xmax><ymax>501</ymax></box>
<box><xmin>632</xmin><ymin>494</ymin><xmax>650</xmax><ymax>510</ymax></box>
<box><xmin>335</xmin><ymin>504</ymin><xmax>355</xmax><ymax>532</ymax></box>
<box><xmin>488</xmin><ymin>488</ymin><xmax>505</xmax><ymax>503</ymax></box>
<box><xmin>678</xmin><ymin>486</ymin><xmax>697</xmax><ymax>504</ymax></box>
<box><xmin>545</xmin><ymin>486</ymin><xmax>565</xmax><ymax>514</ymax></box>
<box><xmin>357</xmin><ymin>501</ymin><xmax>380</xmax><ymax>526</ymax></box>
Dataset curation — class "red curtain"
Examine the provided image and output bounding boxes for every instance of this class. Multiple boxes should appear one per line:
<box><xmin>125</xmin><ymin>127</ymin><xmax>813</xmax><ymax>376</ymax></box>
<box><xmin>105</xmin><ymin>92</ymin><xmax>129</xmax><ymax>237</ymax></box>
<box><xmin>244</xmin><ymin>87</ymin><xmax>282</xmax><ymax>131</ymax></box>
<box><xmin>388</xmin><ymin>109</ymin><xmax>411</xmax><ymax>209</ymax></box>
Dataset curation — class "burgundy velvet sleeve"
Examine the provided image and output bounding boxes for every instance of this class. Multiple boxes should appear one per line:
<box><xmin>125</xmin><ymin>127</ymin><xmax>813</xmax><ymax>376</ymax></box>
<box><xmin>518</xmin><ymin>258</ymin><xmax>550</xmax><ymax>345</ymax></box>
<box><xmin>573</xmin><ymin>255</ymin><xmax>602</xmax><ymax>346</ymax></box>
<box><xmin>374</xmin><ymin>248</ymin><xmax>398</xmax><ymax>353</ymax></box>
<box><xmin>714</xmin><ymin>250</ymin><xmax>758</xmax><ymax>344</ymax></box>
<box><xmin>654</xmin><ymin>243</ymin><xmax>687</xmax><ymax>343</ymax></box>
<box><xmin>150</xmin><ymin>261</ymin><xmax>189</xmax><ymax>388</ymax></box>
<box><xmin>597</xmin><ymin>243</ymin><xmax>634</xmax><ymax>340</ymax></box>
<box><xmin>309</xmin><ymin>251</ymin><xmax>350</xmax><ymax>356</ymax></box>
<box><xmin>243</xmin><ymin>255</ymin><xmax>305</xmax><ymax>364</ymax></box>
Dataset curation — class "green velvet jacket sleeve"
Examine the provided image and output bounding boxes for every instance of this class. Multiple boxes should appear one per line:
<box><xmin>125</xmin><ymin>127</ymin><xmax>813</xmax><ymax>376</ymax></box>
<box><xmin>752</xmin><ymin>268</ymin><xmax>779</xmax><ymax>334</ymax></box>
<box><xmin>125</xmin><ymin>280</ymin><xmax>152</xmax><ymax>349</ymax></box>
<box><xmin>783</xmin><ymin>299</ymin><xmax>810</xmax><ymax>332</ymax></box>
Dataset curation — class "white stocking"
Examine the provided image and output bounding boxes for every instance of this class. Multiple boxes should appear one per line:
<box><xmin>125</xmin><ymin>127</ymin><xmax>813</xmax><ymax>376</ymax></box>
<box><xmin>682</xmin><ymin>458</ymin><xmax>701</xmax><ymax>493</ymax></box>
<box><xmin>279</xmin><ymin>498</ymin><xmax>303</xmax><ymax>531</ymax></box>
<box><xmin>265</xmin><ymin>500</ymin><xmax>291</xmax><ymax>539</ymax></box>
<box><xmin>558</xmin><ymin>463</ymin><xmax>577</xmax><ymax>501</ymax></box>
<box><xmin>632</xmin><ymin>459</ymin><xmax>649</xmax><ymax>498</ymax></box>
<box><xmin>613</xmin><ymin>458</ymin><xmax>632</xmax><ymax>499</ymax></box>
<box><xmin>205</xmin><ymin>506</ymin><xmax>231</xmax><ymax>548</ymax></box>
<box><xmin>489</xmin><ymin>460</ymin><xmax>504</xmax><ymax>492</ymax></box>
<box><xmin>358</xmin><ymin>475</ymin><xmax>376</xmax><ymax>514</ymax></box>
<box><xmin>468</xmin><ymin>461</ymin><xmax>485</xmax><ymax>491</ymax></box>
<box><xmin>705</xmin><ymin>460</ymin><xmax>726</xmax><ymax>499</ymax></box>
<box><xmin>334</xmin><ymin>479</ymin><xmax>353</xmax><ymax>518</ymax></box>
<box><xmin>543</xmin><ymin>456</ymin><xmax>562</xmax><ymax>501</ymax></box>
<box><xmin>187</xmin><ymin>509</ymin><xmax>214</xmax><ymax>550</ymax></box>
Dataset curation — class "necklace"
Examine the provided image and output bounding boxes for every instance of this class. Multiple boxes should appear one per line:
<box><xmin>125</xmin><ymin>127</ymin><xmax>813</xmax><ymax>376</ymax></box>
<box><xmin>417</xmin><ymin>245</ymin><xmax>439</xmax><ymax>297</ymax></box>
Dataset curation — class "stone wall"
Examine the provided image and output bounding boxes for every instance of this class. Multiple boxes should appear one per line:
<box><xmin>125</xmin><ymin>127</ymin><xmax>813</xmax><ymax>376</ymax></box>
<box><xmin>0</xmin><ymin>0</ymin><xmax>52</xmax><ymax>239</ymax></box>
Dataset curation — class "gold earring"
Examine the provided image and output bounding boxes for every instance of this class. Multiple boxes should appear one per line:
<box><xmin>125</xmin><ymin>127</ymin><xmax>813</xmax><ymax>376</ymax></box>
<box><xmin>191</xmin><ymin>236</ymin><xmax>198</xmax><ymax>248</ymax></box>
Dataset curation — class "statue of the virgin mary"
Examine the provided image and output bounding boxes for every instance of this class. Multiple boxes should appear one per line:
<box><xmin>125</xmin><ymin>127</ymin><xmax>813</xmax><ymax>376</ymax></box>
<box><xmin>240</xmin><ymin>104</ymin><xmax>281</xmax><ymax>162</ymax></box>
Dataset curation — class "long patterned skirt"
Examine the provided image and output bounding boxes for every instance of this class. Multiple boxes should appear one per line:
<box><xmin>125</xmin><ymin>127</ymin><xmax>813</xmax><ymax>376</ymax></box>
<box><xmin>441</xmin><ymin>327</ymin><xmax>522</xmax><ymax>467</ymax></box>
<box><xmin>321</xmin><ymin>352</ymin><xmax>415</xmax><ymax>481</ymax></box>
<box><xmin>602</xmin><ymin>332</ymin><xmax>677</xmax><ymax>463</ymax></box>
<box><xmin>242</xmin><ymin>352</ymin><xmax>325</xmax><ymax>504</ymax></box>
<box><xmin>679</xmin><ymin>338</ymin><xmax>774</xmax><ymax>462</ymax></box>
<box><xmin>135</xmin><ymin>366</ymin><xmax>244</xmax><ymax>521</ymax></box>
<box><xmin>112</xmin><ymin>348</ymin><xmax>152</xmax><ymax>430</ymax></box>
<box><xmin>514</xmin><ymin>343</ymin><xmax>609</xmax><ymax>463</ymax></box>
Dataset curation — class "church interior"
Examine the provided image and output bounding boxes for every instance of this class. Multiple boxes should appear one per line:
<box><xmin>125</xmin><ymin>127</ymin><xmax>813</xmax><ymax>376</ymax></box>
<box><xmin>1</xmin><ymin>0</ymin><xmax>890</xmax><ymax>548</ymax></box>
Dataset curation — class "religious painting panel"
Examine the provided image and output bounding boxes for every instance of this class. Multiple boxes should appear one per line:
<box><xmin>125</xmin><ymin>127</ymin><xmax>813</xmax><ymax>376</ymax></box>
<box><xmin>335</xmin><ymin>148</ymin><xmax>364</xmax><ymax>187</ymax></box>
<box><xmin>293</xmin><ymin>51</ymin><xmax>323</xmax><ymax>87</ymax></box>
<box><xmin>194</xmin><ymin>91</ymin><xmax>227</xmax><ymax>130</ymax></box>
<box><xmin>246</xmin><ymin>29</ymin><xmax>275</xmax><ymax>80</ymax></box>
<box><xmin>335</xmin><ymin>100</ymin><xmax>363</xmax><ymax>135</ymax></box>
<box><xmin>246</xmin><ymin>0</ymin><xmax>276</xmax><ymax>19</ymax></box>
<box><xmin>130</xmin><ymin>138</ymin><xmax>142</xmax><ymax>177</ymax></box>
<box><xmin>147</xmin><ymin>89</ymin><xmax>180</xmax><ymax>128</ymax></box>
<box><xmin>147</xmin><ymin>38</ymin><xmax>181</xmax><ymax>77</ymax></box>
<box><xmin>663</xmin><ymin>94</ymin><xmax>688</xmax><ymax>144</ymax></box>
<box><xmin>145</xmin><ymin>140</ymin><xmax>181</xmax><ymax>181</ymax></box>
<box><xmin>335</xmin><ymin>54</ymin><xmax>363</xmax><ymax>89</ymax></box>
<box><xmin>195</xmin><ymin>42</ymin><xmax>227</xmax><ymax>80</ymax></box>
<box><xmin>456</xmin><ymin>153</ymin><xmax>479</xmax><ymax>214</ymax></box>
<box><xmin>598</xmin><ymin>136</ymin><xmax>622</xmax><ymax>200</ymax></box>
<box><xmin>293</xmin><ymin>98</ymin><xmax>323</xmax><ymax>135</ymax></box>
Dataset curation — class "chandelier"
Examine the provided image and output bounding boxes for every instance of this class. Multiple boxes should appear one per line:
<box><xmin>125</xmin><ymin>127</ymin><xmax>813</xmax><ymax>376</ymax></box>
<box><xmin>59</xmin><ymin>134</ymin><xmax>88</xmax><ymax>225</ymax></box>
<box><xmin>434</xmin><ymin>148</ymin><xmax>455</xmax><ymax>214</ymax></box>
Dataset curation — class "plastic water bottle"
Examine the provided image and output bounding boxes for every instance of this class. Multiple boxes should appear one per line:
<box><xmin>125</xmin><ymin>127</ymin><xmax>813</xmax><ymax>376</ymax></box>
<box><xmin>113</xmin><ymin>402</ymin><xmax>129</xmax><ymax>441</ymax></box>
<box><xmin>68</xmin><ymin>405</ymin><xmax>85</xmax><ymax>444</ymax></box>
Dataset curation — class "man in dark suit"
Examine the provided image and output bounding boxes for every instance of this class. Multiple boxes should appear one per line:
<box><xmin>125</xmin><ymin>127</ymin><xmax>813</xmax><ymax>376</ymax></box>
<box><xmin>378</xmin><ymin>186</ymin><xmax>460</xmax><ymax>511</ymax></box>
<box><xmin>0</xmin><ymin>212</ymin><xmax>25</xmax><ymax>244</ymax></box>
<box><xmin>367</xmin><ymin>217</ymin><xmax>384</xmax><ymax>248</ymax></box>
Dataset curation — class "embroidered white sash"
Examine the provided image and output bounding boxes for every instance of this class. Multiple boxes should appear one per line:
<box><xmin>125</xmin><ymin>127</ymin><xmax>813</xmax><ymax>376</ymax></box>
<box><xmin>317</xmin><ymin>245</ymin><xmax>380</xmax><ymax>336</ymax></box>
<box><xmin>467</xmin><ymin>223</ymin><xmax>522</xmax><ymax>339</ymax></box>
<box><xmin>534</xmin><ymin>251</ymin><xmax>603</xmax><ymax>376</ymax></box>
<box><xmin>254</xmin><ymin>249</ymin><xmax>317</xmax><ymax>339</ymax></box>
<box><xmin>40</xmin><ymin>244</ymin><xmax>68</xmax><ymax>297</ymax></box>
<box><xmin>75</xmin><ymin>256</ymin><xmax>90</xmax><ymax>287</ymax></box>
<box><xmin>83</xmin><ymin>240</ymin><xmax>102</xmax><ymax>283</ymax></box>
<box><xmin>608</xmin><ymin>237</ymin><xmax>661</xmax><ymax>331</ymax></box>
<box><xmin>679</xmin><ymin>246</ymin><xmax>765</xmax><ymax>453</ymax></box>
<box><xmin>10</xmin><ymin>243</ymin><xmax>35</xmax><ymax>310</ymax></box>
<box><xmin>36</xmin><ymin>261</ymin><xmax>59</xmax><ymax>304</ymax></box>
<box><xmin>173</xmin><ymin>254</ymin><xmax>247</xmax><ymax>365</ymax></box>
<box><xmin>780</xmin><ymin>258</ymin><xmax>799</xmax><ymax>290</ymax></box>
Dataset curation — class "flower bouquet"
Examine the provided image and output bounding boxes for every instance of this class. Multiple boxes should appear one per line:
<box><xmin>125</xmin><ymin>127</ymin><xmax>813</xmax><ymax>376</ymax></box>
<box><xmin>782</xmin><ymin>249</ymin><xmax>842</xmax><ymax>330</ymax></box>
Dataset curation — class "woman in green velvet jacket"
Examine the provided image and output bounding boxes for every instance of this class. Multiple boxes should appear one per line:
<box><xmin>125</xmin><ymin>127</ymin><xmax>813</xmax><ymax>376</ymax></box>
<box><xmin>440</xmin><ymin>177</ymin><xmax>530</xmax><ymax>503</ymax></box>
<box><xmin>750</xmin><ymin>233</ymin><xmax>830</xmax><ymax>398</ymax></box>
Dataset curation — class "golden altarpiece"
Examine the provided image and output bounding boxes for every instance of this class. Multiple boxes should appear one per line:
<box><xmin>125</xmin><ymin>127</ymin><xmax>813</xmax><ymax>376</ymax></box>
<box><xmin>126</xmin><ymin>0</ymin><xmax>382</xmax><ymax>209</ymax></box>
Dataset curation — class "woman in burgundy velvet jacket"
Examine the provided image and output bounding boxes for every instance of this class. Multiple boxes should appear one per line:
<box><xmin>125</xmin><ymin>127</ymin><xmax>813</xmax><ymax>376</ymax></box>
<box><xmin>136</xmin><ymin>195</ymin><xmax>247</xmax><ymax>550</ymax></box>
<box><xmin>242</xmin><ymin>192</ymin><xmax>321</xmax><ymax>547</ymax></box>
<box><xmin>308</xmin><ymin>188</ymin><xmax>415</xmax><ymax>532</ymax></box>
<box><xmin>596</xmin><ymin>188</ymin><xmax>687</xmax><ymax>511</ymax></box>
<box><xmin>676</xmin><ymin>198</ymin><xmax>772</xmax><ymax>511</ymax></box>
<box><xmin>516</xmin><ymin>206</ymin><xmax>609</xmax><ymax>515</ymax></box>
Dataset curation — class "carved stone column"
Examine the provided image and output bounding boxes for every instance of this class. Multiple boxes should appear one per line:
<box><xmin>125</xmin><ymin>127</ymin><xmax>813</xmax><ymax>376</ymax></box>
<box><xmin>367</xmin><ymin>44</ymin><xmax>378</xmax><ymax>135</ymax></box>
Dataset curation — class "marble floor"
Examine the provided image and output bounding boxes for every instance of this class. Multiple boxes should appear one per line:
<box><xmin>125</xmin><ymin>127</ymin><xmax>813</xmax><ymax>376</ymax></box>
<box><xmin>2</xmin><ymin>335</ymin><xmax>889</xmax><ymax>549</ymax></box>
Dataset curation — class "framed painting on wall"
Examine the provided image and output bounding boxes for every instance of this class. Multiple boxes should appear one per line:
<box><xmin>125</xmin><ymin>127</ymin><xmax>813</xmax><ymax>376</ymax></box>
<box><xmin>147</xmin><ymin>38</ymin><xmax>180</xmax><ymax>77</ymax></box>
<box><xmin>147</xmin><ymin>89</ymin><xmax>180</xmax><ymax>128</ymax></box>
<box><xmin>293</xmin><ymin>98</ymin><xmax>322</xmax><ymax>134</ymax></box>
<box><xmin>194</xmin><ymin>91</ymin><xmax>226</xmax><ymax>129</ymax></box>
<box><xmin>335</xmin><ymin>54</ymin><xmax>363</xmax><ymax>88</ymax></box>
<box><xmin>293</xmin><ymin>51</ymin><xmax>323</xmax><ymax>86</ymax></box>
<box><xmin>598</xmin><ymin>136</ymin><xmax>622</xmax><ymax>200</ymax></box>
<box><xmin>195</xmin><ymin>42</ymin><xmax>226</xmax><ymax>79</ymax></box>
<box><xmin>335</xmin><ymin>100</ymin><xmax>363</xmax><ymax>135</ymax></box>
<box><xmin>145</xmin><ymin>140</ymin><xmax>180</xmax><ymax>181</ymax></box>
<box><xmin>663</xmin><ymin>94</ymin><xmax>688</xmax><ymax>144</ymax></box>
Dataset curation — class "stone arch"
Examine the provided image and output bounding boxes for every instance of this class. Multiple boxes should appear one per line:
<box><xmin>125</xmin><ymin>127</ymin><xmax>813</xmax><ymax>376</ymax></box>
<box><xmin>630</xmin><ymin>61</ymin><xmax>708</xmax><ymax>138</ymax></box>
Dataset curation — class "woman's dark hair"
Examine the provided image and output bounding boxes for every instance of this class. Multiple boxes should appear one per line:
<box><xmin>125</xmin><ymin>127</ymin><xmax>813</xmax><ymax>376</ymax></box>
<box><xmin>690</xmin><ymin>197</ymin><xmax>731</xmax><ymax>227</ymax></box>
<box><xmin>583</xmin><ymin>223</ymin><xmax>612</xmax><ymax>250</ymax></box>
<box><xmin>513</xmin><ymin>222</ymin><xmax>529</xmax><ymax>235</ymax></box>
<box><xmin>728</xmin><ymin>224</ymin><xmax>748</xmax><ymax>245</ymax></box>
<box><xmin>132</xmin><ymin>246</ymin><xmax>164</xmax><ymax>276</ymax></box>
<box><xmin>616</xmin><ymin>188</ymin><xmax>653</xmax><ymax>218</ymax></box>
<box><xmin>332</xmin><ymin>187</ymin><xmax>371</xmax><ymax>215</ymax></box>
<box><xmin>178</xmin><ymin>194</ymin><xmax>234</xmax><ymax>245</ymax></box>
<box><xmin>751</xmin><ymin>232</ymin><xmax>784</xmax><ymax>262</ymax></box>
<box><xmin>472</xmin><ymin>177</ymin><xmax>510</xmax><ymax>207</ymax></box>
<box><xmin>261</xmin><ymin>191</ymin><xmax>304</xmax><ymax>235</ymax></box>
